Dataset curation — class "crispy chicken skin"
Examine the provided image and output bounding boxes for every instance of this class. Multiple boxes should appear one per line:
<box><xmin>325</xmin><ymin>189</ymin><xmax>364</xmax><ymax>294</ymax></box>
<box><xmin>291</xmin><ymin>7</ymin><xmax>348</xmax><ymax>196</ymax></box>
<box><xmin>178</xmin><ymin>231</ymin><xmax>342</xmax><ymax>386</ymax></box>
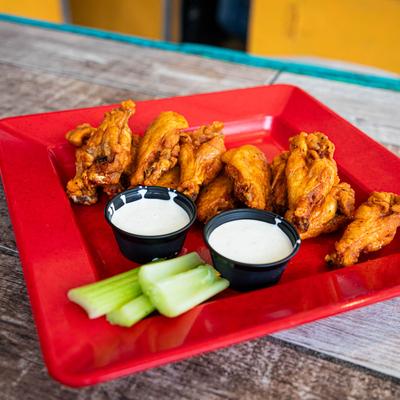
<box><xmin>271</xmin><ymin>151</ymin><xmax>289</xmax><ymax>215</ymax></box>
<box><xmin>196</xmin><ymin>174</ymin><xmax>237</xmax><ymax>223</ymax></box>
<box><xmin>300</xmin><ymin>182</ymin><xmax>355</xmax><ymax>239</ymax></box>
<box><xmin>66</xmin><ymin>123</ymin><xmax>97</xmax><ymax>147</ymax></box>
<box><xmin>66</xmin><ymin>100</ymin><xmax>136</xmax><ymax>204</ymax></box>
<box><xmin>178</xmin><ymin>122</ymin><xmax>225</xmax><ymax>199</ymax></box>
<box><xmin>155</xmin><ymin>166</ymin><xmax>181</xmax><ymax>189</ymax></box>
<box><xmin>222</xmin><ymin>145</ymin><xmax>272</xmax><ymax>210</ymax></box>
<box><xmin>130</xmin><ymin>111</ymin><xmax>188</xmax><ymax>187</ymax></box>
<box><xmin>65</xmin><ymin>174</ymin><xmax>98</xmax><ymax>205</ymax></box>
<box><xmin>326</xmin><ymin>192</ymin><xmax>400</xmax><ymax>267</ymax></box>
<box><xmin>285</xmin><ymin>132</ymin><xmax>338</xmax><ymax>232</ymax></box>
<box><xmin>103</xmin><ymin>132</ymin><xmax>140</xmax><ymax>196</ymax></box>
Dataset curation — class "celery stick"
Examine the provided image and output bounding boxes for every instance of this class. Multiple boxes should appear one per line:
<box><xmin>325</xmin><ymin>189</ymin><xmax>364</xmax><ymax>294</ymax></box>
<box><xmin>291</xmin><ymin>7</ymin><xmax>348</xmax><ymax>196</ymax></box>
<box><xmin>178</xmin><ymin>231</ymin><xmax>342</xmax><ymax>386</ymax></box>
<box><xmin>106</xmin><ymin>295</ymin><xmax>156</xmax><ymax>327</ymax></box>
<box><xmin>139</xmin><ymin>252</ymin><xmax>204</xmax><ymax>295</ymax></box>
<box><xmin>68</xmin><ymin>269</ymin><xmax>141</xmax><ymax>319</ymax></box>
<box><xmin>72</xmin><ymin>268</ymin><xmax>139</xmax><ymax>295</ymax></box>
<box><xmin>146</xmin><ymin>264</ymin><xmax>229</xmax><ymax>317</ymax></box>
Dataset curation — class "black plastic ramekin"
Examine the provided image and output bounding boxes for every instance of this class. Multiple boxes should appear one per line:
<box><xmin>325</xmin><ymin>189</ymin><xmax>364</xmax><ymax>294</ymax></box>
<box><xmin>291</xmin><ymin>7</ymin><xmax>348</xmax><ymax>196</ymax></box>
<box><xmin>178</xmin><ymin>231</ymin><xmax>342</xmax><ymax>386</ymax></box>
<box><xmin>105</xmin><ymin>186</ymin><xmax>197</xmax><ymax>264</ymax></box>
<box><xmin>204</xmin><ymin>209</ymin><xmax>301</xmax><ymax>291</ymax></box>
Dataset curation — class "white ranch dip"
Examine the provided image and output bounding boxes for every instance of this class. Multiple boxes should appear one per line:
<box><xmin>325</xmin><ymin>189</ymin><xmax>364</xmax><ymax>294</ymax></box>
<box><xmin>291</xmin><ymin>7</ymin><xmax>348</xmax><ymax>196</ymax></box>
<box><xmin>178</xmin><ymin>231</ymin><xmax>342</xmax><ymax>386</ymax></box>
<box><xmin>111</xmin><ymin>193</ymin><xmax>190</xmax><ymax>236</ymax></box>
<box><xmin>208</xmin><ymin>219</ymin><xmax>293</xmax><ymax>264</ymax></box>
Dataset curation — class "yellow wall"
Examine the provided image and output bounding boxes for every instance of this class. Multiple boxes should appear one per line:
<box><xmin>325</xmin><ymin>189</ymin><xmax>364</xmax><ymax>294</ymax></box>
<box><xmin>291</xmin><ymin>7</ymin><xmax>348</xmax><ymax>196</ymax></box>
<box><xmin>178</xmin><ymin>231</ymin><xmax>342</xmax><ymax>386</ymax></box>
<box><xmin>0</xmin><ymin>0</ymin><xmax>63</xmax><ymax>22</ymax></box>
<box><xmin>69</xmin><ymin>0</ymin><xmax>163</xmax><ymax>40</ymax></box>
<box><xmin>248</xmin><ymin>0</ymin><xmax>400</xmax><ymax>73</ymax></box>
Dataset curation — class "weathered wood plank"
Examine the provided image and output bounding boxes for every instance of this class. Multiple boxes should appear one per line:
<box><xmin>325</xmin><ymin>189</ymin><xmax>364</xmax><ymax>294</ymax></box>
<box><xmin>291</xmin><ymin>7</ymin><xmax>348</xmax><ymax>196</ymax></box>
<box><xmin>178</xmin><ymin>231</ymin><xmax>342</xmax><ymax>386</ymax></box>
<box><xmin>0</xmin><ymin>180</ymin><xmax>16</xmax><ymax>251</ymax></box>
<box><xmin>0</xmin><ymin>62</ymin><xmax>138</xmax><ymax>118</ymax></box>
<box><xmin>0</xmin><ymin>22</ymin><xmax>277</xmax><ymax>103</ymax></box>
<box><xmin>274</xmin><ymin>298</ymin><xmax>400</xmax><ymax>379</ymax></box>
<box><xmin>274</xmin><ymin>73</ymin><xmax>400</xmax><ymax>147</ymax></box>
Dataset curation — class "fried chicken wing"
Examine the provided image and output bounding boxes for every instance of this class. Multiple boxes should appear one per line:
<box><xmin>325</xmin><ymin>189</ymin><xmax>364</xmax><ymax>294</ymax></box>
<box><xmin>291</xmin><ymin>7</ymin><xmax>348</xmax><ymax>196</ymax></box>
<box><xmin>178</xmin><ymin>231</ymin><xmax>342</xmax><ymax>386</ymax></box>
<box><xmin>325</xmin><ymin>192</ymin><xmax>400</xmax><ymax>267</ymax></box>
<box><xmin>103</xmin><ymin>132</ymin><xmax>140</xmax><ymax>196</ymax></box>
<box><xmin>178</xmin><ymin>122</ymin><xmax>225</xmax><ymax>199</ymax></box>
<box><xmin>285</xmin><ymin>132</ymin><xmax>338</xmax><ymax>232</ymax></box>
<box><xmin>271</xmin><ymin>151</ymin><xmax>289</xmax><ymax>215</ymax></box>
<box><xmin>66</xmin><ymin>100</ymin><xmax>136</xmax><ymax>204</ymax></box>
<box><xmin>196</xmin><ymin>174</ymin><xmax>237</xmax><ymax>223</ymax></box>
<box><xmin>222</xmin><ymin>145</ymin><xmax>272</xmax><ymax>210</ymax></box>
<box><xmin>130</xmin><ymin>111</ymin><xmax>188</xmax><ymax>187</ymax></box>
<box><xmin>155</xmin><ymin>166</ymin><xmax>181</xmax><ymax>189</ymax></box>
<box><xmin>300</xmin><ymin>182</ymin><xmax>355</xmax><ymax>239</ymax></box>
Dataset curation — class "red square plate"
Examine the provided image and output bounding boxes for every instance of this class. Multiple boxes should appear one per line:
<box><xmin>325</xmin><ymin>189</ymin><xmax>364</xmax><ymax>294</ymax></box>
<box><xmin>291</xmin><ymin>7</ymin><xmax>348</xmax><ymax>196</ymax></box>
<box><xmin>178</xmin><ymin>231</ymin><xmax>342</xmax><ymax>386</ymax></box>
<box><xmin>0</xmin><ymin>85</ymin><xmax>399</xmax><ymax>387</ymax></box>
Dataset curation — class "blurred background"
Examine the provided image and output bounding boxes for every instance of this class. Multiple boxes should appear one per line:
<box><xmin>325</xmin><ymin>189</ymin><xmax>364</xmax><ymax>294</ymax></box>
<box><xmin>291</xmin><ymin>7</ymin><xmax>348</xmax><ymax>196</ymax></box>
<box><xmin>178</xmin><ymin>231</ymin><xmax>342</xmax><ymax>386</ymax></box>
<box><xmin>0</xmin><ymin>0</ymin><xmax>399</xmax><ymax>74</ymax></box>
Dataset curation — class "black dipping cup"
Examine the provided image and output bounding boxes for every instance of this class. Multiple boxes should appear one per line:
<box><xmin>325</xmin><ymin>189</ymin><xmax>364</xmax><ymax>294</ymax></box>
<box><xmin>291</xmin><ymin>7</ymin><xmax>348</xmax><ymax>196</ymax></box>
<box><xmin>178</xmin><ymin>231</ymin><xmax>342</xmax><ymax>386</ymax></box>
<box><xmin>204</xmin><ymin>209</ymin><xmax>301</xmax><ymax>291</ymax></box>
<box><xmin>105</xmin><ymin>186</ymin><xmax>196</xmax><ymax>264</ymax></box>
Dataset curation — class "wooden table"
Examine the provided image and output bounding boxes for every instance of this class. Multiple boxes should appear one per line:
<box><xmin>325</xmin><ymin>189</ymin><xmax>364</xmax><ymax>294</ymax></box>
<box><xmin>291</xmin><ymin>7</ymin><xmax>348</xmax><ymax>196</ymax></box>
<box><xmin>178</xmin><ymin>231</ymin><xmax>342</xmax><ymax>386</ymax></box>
<box><xmin>1</xmin><ymin>20</ymin><xmax>400</xmax><ymax>400</ymax></box>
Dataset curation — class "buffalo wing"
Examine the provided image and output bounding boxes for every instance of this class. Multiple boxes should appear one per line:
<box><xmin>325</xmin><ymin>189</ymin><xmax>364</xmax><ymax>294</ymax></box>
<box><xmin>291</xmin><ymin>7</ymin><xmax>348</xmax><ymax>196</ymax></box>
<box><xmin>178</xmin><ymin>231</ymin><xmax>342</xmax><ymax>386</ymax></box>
<box><xmin>66</xmin><ymin>100</ymin><xmax>136</xmax><ymax>204</ymax></box>
<box><xmin>178</xmin><ymin>122</ymin><xmax>225</xmax><ymax>199</ymax></box>
<box><xmin>196</xmin><ymin>174</ymin><xmax>237</xmax><ymax>223</ymax></box>
<box><xmin>326</xmin><ymin>192</ymin><xmax>400</xmax><ymax>266</ymax></box>
<box><xmin>285</xmin><ymin>132</ymin><xmax>338</xmax><ymax>232</ymax></box>
<box><xmin>130</xmin><ymin>111</ymin><xmax>188</xmax><ymax>187</ymax></box>
<box><xmin>222</xmin><ymin>145</ymin><xmax>272</xmax><ymax>210</ymax></box>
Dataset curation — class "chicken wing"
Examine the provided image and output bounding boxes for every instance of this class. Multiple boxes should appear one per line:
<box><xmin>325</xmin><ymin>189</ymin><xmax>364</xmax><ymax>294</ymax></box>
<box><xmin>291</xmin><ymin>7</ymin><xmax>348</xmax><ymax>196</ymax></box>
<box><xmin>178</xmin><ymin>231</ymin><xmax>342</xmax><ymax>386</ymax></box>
<box><xmin>66</xmin><ymin>100</ymin><xmax>136</xmax><ymax>204</ymax></box>
<box><xmin>178</xmin><ymin>122</ymin><xmax>225</xmax><ymax>199</ymax></box>
<box><xmin>155</xmin><ymin>166</ymin><xmax>181</xmax><ymax>189</ymax></box>
<box><xmin>103</xmin><ymin>132</ymin><xmax>140</xmax><ymax>196</ymax></box>
<box><xmin>325</xmin><ymin>192</ymin><xmax>400</xmax><ymax>267</ymax></box>
<box><xmin>196</xmin><ymin>174</ymin><xmax>237</xmax><ymax>223</ymax></box>
<box><xmin>300</xmin><ymin>182</ymin><xmax>355</xmax><ymax>239</ymax></box>
<box><xmin>222</xmin><ymin>144</ymin><xmax>272</xmax><ymax>210</ymax></box>
<box><xmin>285</xmin><ymin>132</ymin><xmax>338</xmax><ymax>232</ymax></box>
<box><xmin>271</xmin><ymin>151</ymin><xmax>289</xmax><ymax>215</ymax></box>
<box><xmin>130</xmin><ymin>111</ymin><xmax>188</xmax><ymax>187</ymax></box>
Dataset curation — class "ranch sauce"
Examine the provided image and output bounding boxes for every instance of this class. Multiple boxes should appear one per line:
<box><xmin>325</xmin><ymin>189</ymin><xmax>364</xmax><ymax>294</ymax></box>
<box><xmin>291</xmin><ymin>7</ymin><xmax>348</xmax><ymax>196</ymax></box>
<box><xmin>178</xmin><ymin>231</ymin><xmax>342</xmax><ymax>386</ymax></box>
<box><xmin>208</xmin><ymin>219</ymin><xmax>293</xmax><ymax>264</ymax></box>
<box><xmin>111</xmin><ymin>191</ymin><xmax>189</xmax><ymax>236</ymax></box>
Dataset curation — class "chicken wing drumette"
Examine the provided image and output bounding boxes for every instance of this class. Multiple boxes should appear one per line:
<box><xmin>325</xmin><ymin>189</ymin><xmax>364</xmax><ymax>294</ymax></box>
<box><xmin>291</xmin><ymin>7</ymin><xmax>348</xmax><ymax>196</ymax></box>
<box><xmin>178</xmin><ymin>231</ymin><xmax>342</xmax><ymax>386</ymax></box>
<box><xmin>130</xmin><ymin>111</ymin><xmax>188</xmax><ymax>187</ymax></box>
<box><xmin>196</xmin><ymin>173</ymin><xmax>238</xmax><ymax>223</ymax></box>
<box><xmin>300</xmin><ymin>182</ymin><xmax>355</xmax><ymax>240</ymax></box>
<box><xmin>178</xmin><ymin>122</ymin><xmax>225</xmax><ymax>200</ymax></box>
<box><xmin>66</xmin><ymin>100</ymin><xmax>137</xmax><ymax>204</ymax></box>
<box><xmin>326</xmin><ymin>192</ymin><xmax>400</xmax><ymax>266</ymax></box>
<box><xmin>285</xmin><ymin>132</ymin><xmax>339</xmax><ymax>232</ymax></box>
<box><xmin>222</xmin><ymin>145</ymin><xmax>272</xmax><ymax>210</ymax></box>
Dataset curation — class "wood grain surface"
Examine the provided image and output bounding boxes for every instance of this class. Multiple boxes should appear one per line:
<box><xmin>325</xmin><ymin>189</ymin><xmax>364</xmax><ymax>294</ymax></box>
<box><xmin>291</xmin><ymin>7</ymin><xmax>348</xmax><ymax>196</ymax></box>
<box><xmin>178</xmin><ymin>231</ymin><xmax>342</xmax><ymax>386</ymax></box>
<box><xmin>1</xmin><ymin>21</ymin><xmax>400</xmax><ymax>399</ymax></box>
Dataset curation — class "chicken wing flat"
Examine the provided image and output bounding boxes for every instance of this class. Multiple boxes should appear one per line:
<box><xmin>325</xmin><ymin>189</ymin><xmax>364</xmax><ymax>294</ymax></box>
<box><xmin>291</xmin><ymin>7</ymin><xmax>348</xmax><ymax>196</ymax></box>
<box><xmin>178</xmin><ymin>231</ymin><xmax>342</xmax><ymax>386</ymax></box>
<box><xmin>130</xmin><ymin>111</ymin><xmax>188</xmax><ymax>187</ymax></box>
<box><xmin>154</xmin><ymin>166</ymin><xmax>181</xmax><ymax>189</ymax></box>
<box><xmin>222</xmin><ymin>144</ymin><xmax>272</xmax><ymax>210</ymax></box>
<box><xmin>196</xmin><ymin>174</ymin><xmax>237</xmax><ymax>223</ymax></box>
<box><xmin>271</xmin><ymin>151</ymin><xmax>289</xmax><ymax>215</ymax></box>
<box><xmin>178</xmin><ymin>122</ymin><xmax>225</xmax><ymax>199</ymax></box>
<box><xmin>66</xmin><ymin>100</ymin><xmax>136</xmax><ymax>204</ymax></box>
<box><xmin>300</xmin><ymin>182</ymin><xmax>355</xmax><ymax>240</ymax></box>
<box><xmin>66</xmin><ymin>124</ymin><xmax>98</xmax><ymax>203</ymax></box>
<box><xmin>325</xmin><ymin>192</ymin><xmax>400</xmax><ymax>267</ymax></box>
<box><xmin>103</xmin><ymin>132</ymin><xmax>140</xmax><ymax>196</ymax></box>
<box><xmin>285</xmin><ymin>132</ymin><xmax>338</xmax><ymax>232</ymax></box>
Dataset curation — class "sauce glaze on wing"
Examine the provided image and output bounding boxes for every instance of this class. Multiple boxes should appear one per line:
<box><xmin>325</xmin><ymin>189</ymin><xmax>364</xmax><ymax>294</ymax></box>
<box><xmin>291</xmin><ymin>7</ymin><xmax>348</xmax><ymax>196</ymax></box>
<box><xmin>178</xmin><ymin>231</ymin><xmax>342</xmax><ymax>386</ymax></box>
<box><xmin>130</xmin><ymin>111</ymin><xmax>188</xmax><ymax>187</ymax></box>
<box><xmin>222</xmin><ymin>144</ymin><xmax>272</xmax><ymax>210</ymax></box>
